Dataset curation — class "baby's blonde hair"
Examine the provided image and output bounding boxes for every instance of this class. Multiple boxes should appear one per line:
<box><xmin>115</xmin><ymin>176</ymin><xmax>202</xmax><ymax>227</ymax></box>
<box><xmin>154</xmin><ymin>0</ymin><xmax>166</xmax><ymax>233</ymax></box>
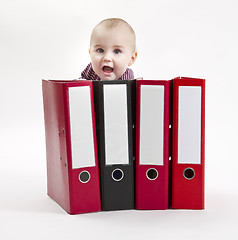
<box><xmin>90</xmin><ymin>18</ymin><xmax>136</xmax><ymax>52</ymax></box>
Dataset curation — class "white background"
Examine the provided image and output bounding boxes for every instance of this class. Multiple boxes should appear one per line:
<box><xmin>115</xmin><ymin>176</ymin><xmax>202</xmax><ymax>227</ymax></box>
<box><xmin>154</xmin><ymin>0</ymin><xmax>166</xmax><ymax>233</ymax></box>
<box><xmin>1</xmin><ymin>0</ymin><xmax>238</xmax><ymax>239</ymax></box>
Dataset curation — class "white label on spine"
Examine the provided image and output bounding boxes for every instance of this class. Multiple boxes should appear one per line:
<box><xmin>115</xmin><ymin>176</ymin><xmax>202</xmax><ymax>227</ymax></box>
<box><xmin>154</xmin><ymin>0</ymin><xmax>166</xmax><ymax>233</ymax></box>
<box><xmin>103</xmin><ymin>84</ymin><xmax>129</xmax><ymax>165</ymax></box>
<box><xmin>178</xmin><ymin>86</ymin><xmax>201</xmax><ymax>164</ymax></box>
<box><xmin>68</xmin><ymin>86</ymin><xmax>96</xmax><ymax>168</ymax></box>
<box><xmin>139</xmin><ymin>85</ymin><xmax>164</xmax><ymax>165</ymax></box>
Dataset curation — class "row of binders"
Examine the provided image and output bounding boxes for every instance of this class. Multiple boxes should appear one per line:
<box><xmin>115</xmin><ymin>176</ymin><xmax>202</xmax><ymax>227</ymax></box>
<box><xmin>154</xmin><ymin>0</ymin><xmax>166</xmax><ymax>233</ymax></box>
<box><xmin>42</xmin><ymin>77</ymin><xmax>205</xmax><ymax>214</ymax></box>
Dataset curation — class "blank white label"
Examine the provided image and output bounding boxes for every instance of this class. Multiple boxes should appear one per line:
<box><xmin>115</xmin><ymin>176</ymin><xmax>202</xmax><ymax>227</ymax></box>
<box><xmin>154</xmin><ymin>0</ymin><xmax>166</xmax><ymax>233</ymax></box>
<box><xmin>68</xmin><ymin>86</ymin><xmax>96</xmax><ymax>168</ymax></box>
<box><xmin>139</xmin><ymin>85</ymin><xmax>164</xmax><ymax>165</ymax></box>
<box><xmin>103</xmin><ymin>84</ymin><xmax>129</xmax><ymax>165</ymax></box>
<box><xmin>178</xmin><ymin>86</ymin><xmax>201</xmax><ymax>164</ymax></box>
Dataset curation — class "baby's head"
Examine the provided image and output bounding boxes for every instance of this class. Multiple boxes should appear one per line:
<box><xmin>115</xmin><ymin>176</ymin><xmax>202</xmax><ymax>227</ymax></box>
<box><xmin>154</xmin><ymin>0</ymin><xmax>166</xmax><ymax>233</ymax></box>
<box><xmin>89</xmin><ymin>18</ymin><xmax>137</xmax><ymax>80</ymax></box>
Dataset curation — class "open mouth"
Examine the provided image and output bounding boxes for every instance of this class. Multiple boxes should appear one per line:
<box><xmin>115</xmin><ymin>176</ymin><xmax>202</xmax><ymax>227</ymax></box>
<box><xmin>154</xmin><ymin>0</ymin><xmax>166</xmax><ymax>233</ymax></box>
<box><xmin>102</xmin><ymin>66</ymin><xmax>114</xmax><ymax>74</ymax></box>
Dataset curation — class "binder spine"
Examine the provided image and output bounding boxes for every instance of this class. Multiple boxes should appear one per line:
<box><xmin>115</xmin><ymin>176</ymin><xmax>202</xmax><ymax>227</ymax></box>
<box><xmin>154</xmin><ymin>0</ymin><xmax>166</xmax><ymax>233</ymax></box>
<box><xmin>135</xmin><ymin>80</ymin><xmax>170</xmax><ymax>210</ymax></box>
<box><xmin>93</xmin><ymin>80</ymin><xmax>134</xmax><ymax>211</ymax></box>
<box><xmin>172</xmin><ymin>77</ymin><xmax>205</xmax><ymax>209</ymax></box>
<box><xmin>65</xmin><ymin>81</ymin><xmax>101</xmax><ymax>214</ymax></box>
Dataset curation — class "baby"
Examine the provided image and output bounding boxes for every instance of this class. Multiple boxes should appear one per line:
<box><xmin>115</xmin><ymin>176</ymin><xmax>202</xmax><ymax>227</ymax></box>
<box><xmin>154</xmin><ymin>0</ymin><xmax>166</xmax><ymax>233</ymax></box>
<box><xmin>81</xmin><ymin>18</ymin><xmax>137</xmax><ymax>80</ymax></box>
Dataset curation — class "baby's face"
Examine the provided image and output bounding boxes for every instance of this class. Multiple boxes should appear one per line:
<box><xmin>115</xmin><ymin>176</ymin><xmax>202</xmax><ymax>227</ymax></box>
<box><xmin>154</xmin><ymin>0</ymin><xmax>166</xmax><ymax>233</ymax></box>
<box><xmin>89</xmin><ymin>24</ymin><xmax>137</xmax><ymax>80</ymax></box>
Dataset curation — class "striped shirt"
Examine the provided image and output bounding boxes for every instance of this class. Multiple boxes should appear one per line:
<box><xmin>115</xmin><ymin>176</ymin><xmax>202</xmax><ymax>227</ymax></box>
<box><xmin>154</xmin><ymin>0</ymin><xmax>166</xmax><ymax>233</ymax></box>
<box><xmin>80</xmin><ymin>63</ymin><xmax>134</xmax><ymax>80</ymax></box>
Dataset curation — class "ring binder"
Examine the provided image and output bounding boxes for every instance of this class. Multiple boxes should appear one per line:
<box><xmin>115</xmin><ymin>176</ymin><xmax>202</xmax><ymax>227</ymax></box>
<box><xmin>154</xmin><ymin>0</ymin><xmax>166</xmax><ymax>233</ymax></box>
<box><xmin>93</xmin><ymin>80</ymin><xmax>135</xmax><ymax>211</ymax></box>
<box><xmin>42</xmin><ymin>80</ymin><xmax>101</xmax><ymax>214</ymax></box>
<box><xmin>172</xmin><ymin>77</ymin><xmax>205</xmax><ymax>210</ymax></box>
<box><xmin>135</xmin><ymin>80</ymin><xmax>172</xmax><ymax>210</ymax></box>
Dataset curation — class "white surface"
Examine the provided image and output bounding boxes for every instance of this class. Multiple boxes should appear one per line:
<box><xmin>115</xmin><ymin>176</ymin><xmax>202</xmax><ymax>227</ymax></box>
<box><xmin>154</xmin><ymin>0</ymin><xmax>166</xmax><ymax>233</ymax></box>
<box><xmin>139</xmin><ymin>85</ymin><xmax>164</xmax><ymax>165</ymax></box>
<box><xmin>103</xmin><ymin>84</ymin><xmax>129</xmax><ymax>165</ymax></box>
<box><xmin>178</xmin><ymin>86</ymin><xmax>201</xmax><ymax>164</ymax></box>
<box><xmin>1</xmin><ymin>0</ymin><xmax>238</xmax><ymax>239</ymax></box>
<box><xmin>69</xmin><ymin>86</ymin><xmax>96</xmax><ymax>168</ymax></box>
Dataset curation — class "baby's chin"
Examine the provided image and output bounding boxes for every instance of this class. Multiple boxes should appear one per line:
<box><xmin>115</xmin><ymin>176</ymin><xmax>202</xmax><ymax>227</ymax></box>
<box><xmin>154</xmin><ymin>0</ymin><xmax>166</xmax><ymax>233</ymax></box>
<box><xmin>99</xmin><ymin>73</ymin><xmax>118</xmax><ymax>81</ymax></box>
<box><xmin>100</xmin><ymin>77</ymin><xmax>117</xmax><ymax>81</ymax></box>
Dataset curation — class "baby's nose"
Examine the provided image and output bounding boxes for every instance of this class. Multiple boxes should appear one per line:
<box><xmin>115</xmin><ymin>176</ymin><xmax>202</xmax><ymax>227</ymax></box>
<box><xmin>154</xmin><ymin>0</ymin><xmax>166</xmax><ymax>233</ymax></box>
<box><xmin>103</xmin><ymin>52</ymin><xmax>112</xmax><ymax>62</ymax></box>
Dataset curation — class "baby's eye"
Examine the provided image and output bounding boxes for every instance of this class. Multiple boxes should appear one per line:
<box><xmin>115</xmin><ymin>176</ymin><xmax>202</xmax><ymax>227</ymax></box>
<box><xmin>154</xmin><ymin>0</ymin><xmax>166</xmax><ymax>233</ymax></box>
<box><xmin>113</xmin><ymin>49</ymin><xmax>121</xmax><ymax>54</ymax></box>
<box><xmin>97</xmin><ymin>48</ymin><xmax>104</xmax><ymax>53</ymax></box>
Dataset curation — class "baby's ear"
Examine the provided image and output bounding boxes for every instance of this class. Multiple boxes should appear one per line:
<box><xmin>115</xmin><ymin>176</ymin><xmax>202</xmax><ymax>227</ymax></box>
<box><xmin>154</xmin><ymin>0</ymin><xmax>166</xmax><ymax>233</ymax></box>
<box><xmin>89</xmin><ymin>49</ymin><xmax>91</xmax><ymax>54</ymax></box>
<box><xmin>128</xmin><ymin>51</ymin><xmax>137</xmax><ymax>66</ymax></box>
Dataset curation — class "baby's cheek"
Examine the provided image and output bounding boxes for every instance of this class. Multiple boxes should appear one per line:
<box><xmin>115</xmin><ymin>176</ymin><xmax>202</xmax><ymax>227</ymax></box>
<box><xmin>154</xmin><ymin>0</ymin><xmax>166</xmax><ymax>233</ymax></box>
<box><xmin>91</xmin><ymin>55</ymin><xmax>100</xmax><ymax>61</ymax></box>
<box><xmin>117</xmin><ymin>64</ymin><xmax>128</xmax><ymax>73</ymax></box>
